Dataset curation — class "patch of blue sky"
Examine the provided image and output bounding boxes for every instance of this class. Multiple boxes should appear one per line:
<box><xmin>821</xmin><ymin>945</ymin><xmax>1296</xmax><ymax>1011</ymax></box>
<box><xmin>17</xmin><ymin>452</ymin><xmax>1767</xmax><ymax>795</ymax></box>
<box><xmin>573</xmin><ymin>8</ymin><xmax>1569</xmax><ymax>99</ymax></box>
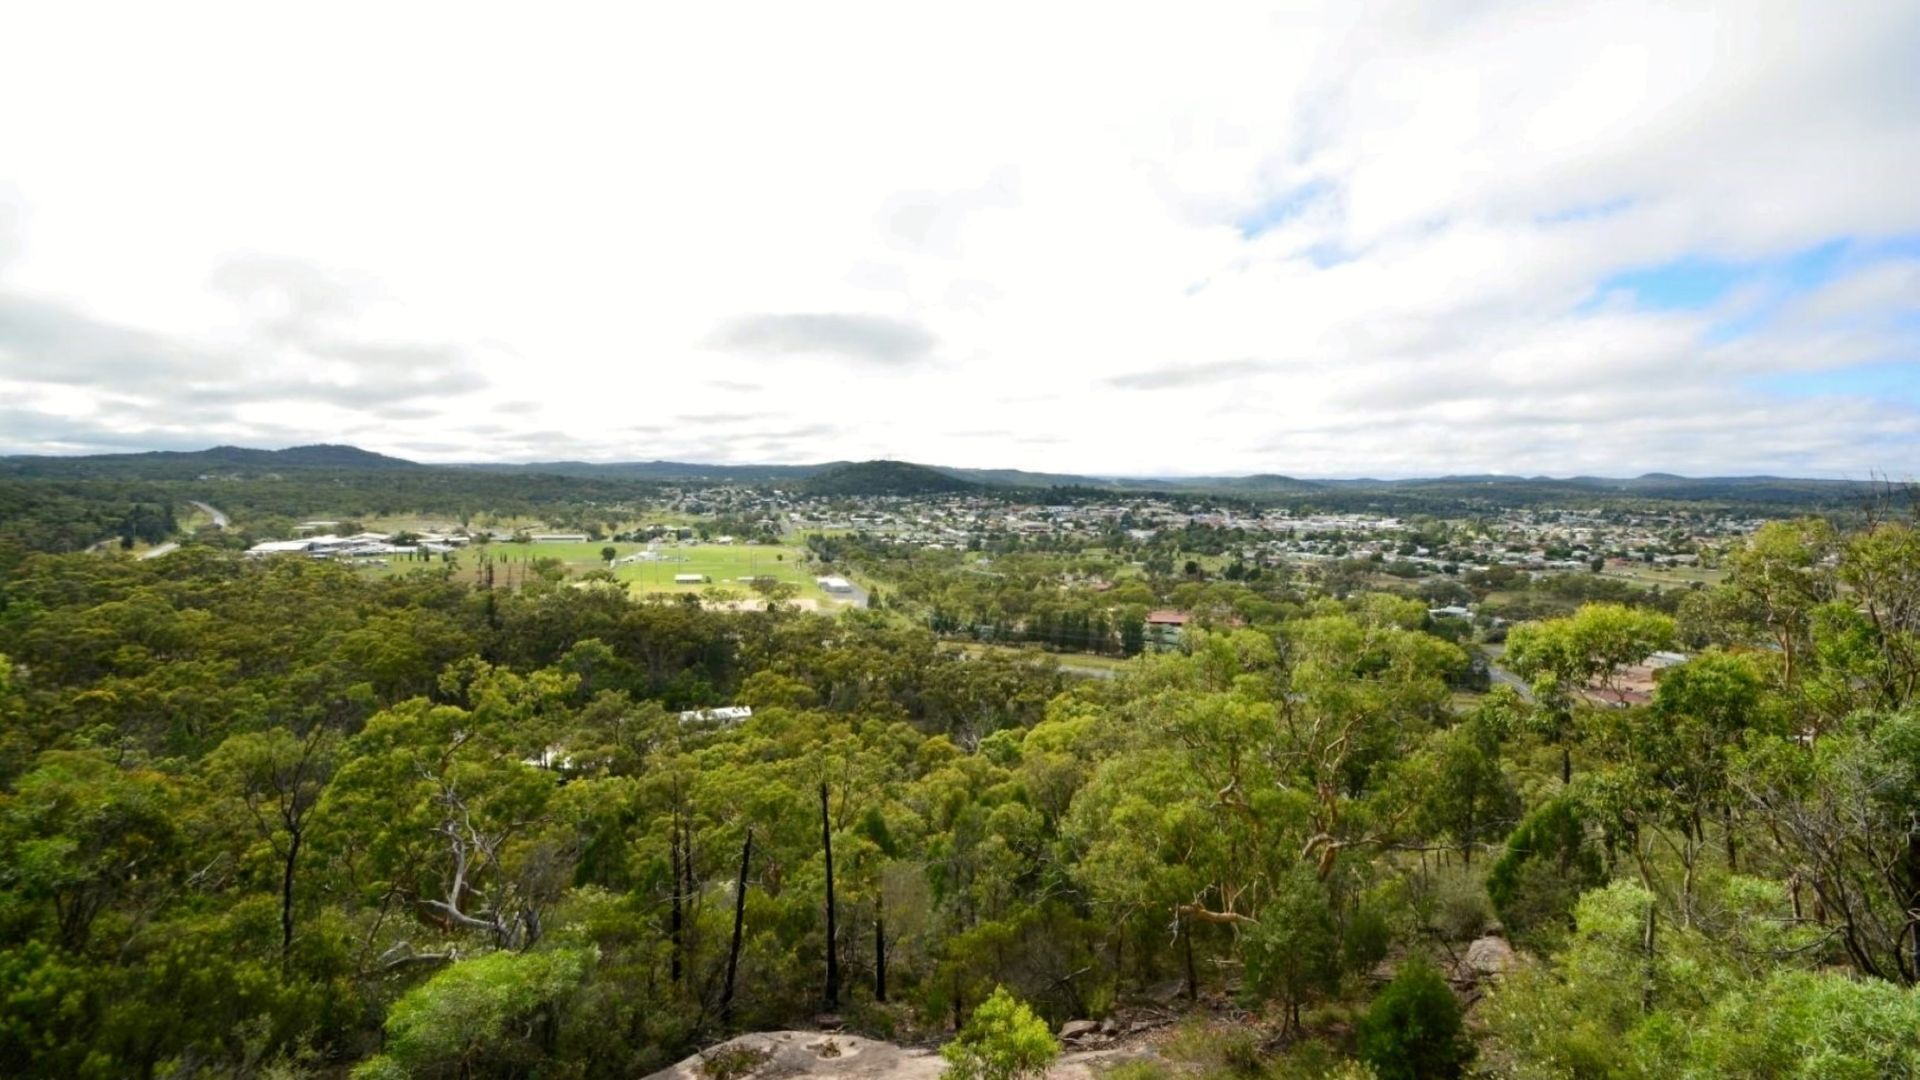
<box><xmin>1594</xmin><ymin>256</ymin><xmax>1752</xmax><ymax>310</ymax></box>
<box><xmin>1235</xmin><ymin>180</ymin><xmax>1331</xmax><ymax>240</ymax></box>
<box><xmin>1302</xmin><ymin>241</ymin><xmax>1352</xmax><ymax>269</ymax></box>
<box><xmin>1752</xmin><ymin>359</ymin><xmax>1920</xmax><ymax>406</ymax></box>
<box><xmin>1535</xmin><ymin>197</ymin><xmax>1635</xmax><ymax>225</ymax></box>
<box><xmin>1583</xmin><ymin>234</ymin><xmax>1920</xmax><ymax>340</ymax></box>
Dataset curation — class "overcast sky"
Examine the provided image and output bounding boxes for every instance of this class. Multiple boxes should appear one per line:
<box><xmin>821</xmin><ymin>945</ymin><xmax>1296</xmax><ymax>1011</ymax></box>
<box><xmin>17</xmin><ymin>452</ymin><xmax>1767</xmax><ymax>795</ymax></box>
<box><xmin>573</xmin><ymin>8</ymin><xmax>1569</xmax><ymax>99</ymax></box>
<box><xmin>2</xmin><ymin>1</ymin><xmax>1917</xmax><ymax>477</ymax></box>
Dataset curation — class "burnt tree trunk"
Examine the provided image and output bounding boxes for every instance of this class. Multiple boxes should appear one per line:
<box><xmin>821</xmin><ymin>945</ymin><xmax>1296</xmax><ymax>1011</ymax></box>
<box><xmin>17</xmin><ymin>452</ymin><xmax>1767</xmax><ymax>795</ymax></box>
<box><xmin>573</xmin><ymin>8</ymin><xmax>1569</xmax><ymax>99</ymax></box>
<box><xmin>874</xmin><ymin>885</ymin><xmax>887</xmax><ymax>1002</ymax></box>
<box><xmin>682</xmin><ymin>815</ymin><xmax>697</xmax><ymax>973</ymax></box>
<box><xmin>1182</xmin><ymin>911</ymin><xmax>1198</xmax><ymax>1002</ymax></box>
<box><xmin>722</xmin><ymin>826</ymin><xmax>752</xmax><ymax>1024</ymax></box>
<box><xmin>821</xmin><ymin>781</ymin><xmax>839</xmax><ymax>1008</ymax></box>
<box><xmin>669</xmin><ymin>812</ymin><xmax>683</xmax><ymax>984</ymax></box>
<box><xmin>280</xmin><ymin>827</ymin><xmax>302</xmax><ymax>966</ymax></box>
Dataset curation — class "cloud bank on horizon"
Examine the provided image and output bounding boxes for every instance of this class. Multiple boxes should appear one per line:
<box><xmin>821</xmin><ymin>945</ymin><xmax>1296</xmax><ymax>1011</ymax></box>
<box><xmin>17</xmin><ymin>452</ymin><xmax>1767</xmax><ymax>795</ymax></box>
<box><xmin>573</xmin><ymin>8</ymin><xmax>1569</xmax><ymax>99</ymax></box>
<box><xmin>1</xmin><ymin>0</ymin><xmax>1916</xmax><ymax>478</ymax></box>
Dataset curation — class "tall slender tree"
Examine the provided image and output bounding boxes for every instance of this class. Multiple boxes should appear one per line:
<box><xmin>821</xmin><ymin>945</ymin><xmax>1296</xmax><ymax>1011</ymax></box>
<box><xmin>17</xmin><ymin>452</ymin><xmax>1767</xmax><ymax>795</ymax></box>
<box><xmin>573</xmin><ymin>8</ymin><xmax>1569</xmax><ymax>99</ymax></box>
<box><xmin>821</xmin><ymin>781</ymin><xmax>839</xmax><ymax>1008</ymax></box>
<box><xmin>722</xmin><ymin>826</ymin><xmax>752</xmax><ymax>1025</ymax></box>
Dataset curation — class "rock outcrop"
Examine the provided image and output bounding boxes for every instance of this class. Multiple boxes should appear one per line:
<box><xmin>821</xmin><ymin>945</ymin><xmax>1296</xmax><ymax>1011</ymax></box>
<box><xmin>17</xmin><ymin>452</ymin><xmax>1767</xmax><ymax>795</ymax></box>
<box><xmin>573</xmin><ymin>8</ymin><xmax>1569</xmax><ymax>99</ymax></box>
<box><xmin>646</xmin><ymin>1032</ymin><xmax>944</xmax><ymax>1080</ymax></box>
<box><xmin>644</xmin><ymin>1030</ymin><xmax>1163</xmax><ymax>1080</ymax></box>
<box><xmin>1462</xmin><ymin>934</ymin><xmax>1517</xmax><ymax>981</ymax></box>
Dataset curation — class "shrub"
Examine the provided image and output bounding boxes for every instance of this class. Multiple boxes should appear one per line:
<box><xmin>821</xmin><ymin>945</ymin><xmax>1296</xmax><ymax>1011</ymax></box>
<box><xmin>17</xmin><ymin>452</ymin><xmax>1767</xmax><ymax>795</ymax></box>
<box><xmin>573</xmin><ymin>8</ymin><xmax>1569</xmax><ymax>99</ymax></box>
<box><xmin>940</xmin><ymin>986</ymin><xmax>1060</xmax><ymax>1080</ymax></box>
<box><xmin>1356</xmin><ymin>959</ymin><xmax>1471</xmax><ymax>1080</ymax></box>
<box><xmin>701</xmin><ymin>1044</ymin><xmax>773</xmax><ymax>1080</ymax></box>
<box><xmin>1343</xmin><ymin>903</ymin><xmax>1394</xmax><ymax>975</ymax></box>
<box><xmin>1163</xmin><ymin>1021</ymin><xmax>1265</xmax><ymax>1077</ymax></box>
<box><xmin>353</xmin><ymin>949</ymin><xmax>593</xmax><ymax>1080</ymax></box>
<box><xmin>1241</xmin><ymin>867</ymin><xmax>1339</xmax><ymax>1030</ymax></box>
<box><xmin>1099</xmin><ymin>1061</ymin><xmax>1174</xmax><ymax>1080</ymax></box>
<box><xmin>1208</xmin><ymin>1027</ymin><xmax>1264</xmax><ymax>1077</ymax></box>
<box><xmin>1684</xmin><ymin>969</ymin><xmax>1920</xmax><ymax>1077</ymax></box>
<box><xmin>1429</xmin><ymin>871</ymin><xmax>1493</xmax><ymax>943</ymax></box>
<box><xmin>1486</xmin><ymin>798</ymin><xmax>1603</xmax><ymax>946</ymax></box>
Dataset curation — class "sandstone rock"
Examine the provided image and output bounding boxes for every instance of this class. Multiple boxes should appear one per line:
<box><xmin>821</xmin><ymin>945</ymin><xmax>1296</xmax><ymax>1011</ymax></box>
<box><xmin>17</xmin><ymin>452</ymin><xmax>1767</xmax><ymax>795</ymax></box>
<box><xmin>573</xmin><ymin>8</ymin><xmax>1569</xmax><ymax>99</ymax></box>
<box><xmin>648</xmin><ymin>1029</ymin><xmax>1168</xmax><ymax>1080</ymax></box>
<box><xmin>1464</xmin><ymin>935</ymin><xmax>1517</xmax><ymax>979</ymax></box>
<box><xmin>1060</xmin><ymin>1020</ymin><xmax>1101</xmax><ymax>1042</ymax></box>
<box><xmin>647</xmin><ymin>1033</ymin><xmax>944</xmax><ymax>1080</ymax></box>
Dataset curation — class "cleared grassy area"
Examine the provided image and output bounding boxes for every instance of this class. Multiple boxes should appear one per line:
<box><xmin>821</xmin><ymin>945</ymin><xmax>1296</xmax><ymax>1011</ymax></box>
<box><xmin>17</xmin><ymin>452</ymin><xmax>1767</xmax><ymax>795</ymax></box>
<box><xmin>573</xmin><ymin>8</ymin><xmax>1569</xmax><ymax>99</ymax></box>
<box><xmin>380</xmin><ymin>541</ymin><xmax>834</xmax><ymax>601</ymax></box>
<box><xmin>349</xmin><ymin>537</ymin><xmax>856</xmax><ymax>605</ymax></box>
<box><xmin>356</xmin><ymin>515</ymin><xmax>695</xmax><ymax>535</ymax></box>
<box><xmin>1599</xmin><ymin>563</ymin><xmax>1727</xmax><ymax>587</ymax></box>
<box><xmin>944</xmin><ymin>640</ymin><xmax>1136</xmax><ymax>672</ymax></box>
<box><xmin>611</xmin><ymin>544</ymin><xmax>830</xmax><ymax>601</ymax></box>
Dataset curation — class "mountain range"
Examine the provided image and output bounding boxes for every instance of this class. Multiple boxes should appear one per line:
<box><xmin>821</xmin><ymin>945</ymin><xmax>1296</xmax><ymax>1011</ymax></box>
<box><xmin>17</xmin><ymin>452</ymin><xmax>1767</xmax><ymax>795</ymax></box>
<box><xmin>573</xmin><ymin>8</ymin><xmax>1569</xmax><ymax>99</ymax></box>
<box><xmin>0</xmin><ymin>444</ymin><xmax>1895</xmax><ymax>506</ymax></box>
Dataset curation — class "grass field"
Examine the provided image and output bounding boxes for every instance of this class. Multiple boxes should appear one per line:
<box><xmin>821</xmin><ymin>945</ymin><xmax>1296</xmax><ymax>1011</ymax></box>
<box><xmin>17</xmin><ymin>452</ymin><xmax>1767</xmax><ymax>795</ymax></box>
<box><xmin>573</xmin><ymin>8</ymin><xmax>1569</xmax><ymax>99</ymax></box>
<box><xmin>1599</xmin><ymin>563</ymin><xmax>1727</xmax><ymax>587</ymax></box>
<box><xmin>448</xmin><ymin>541</ymin><xmax>840</xmax><ymax>602</ymax></box>
<box><xmin>613</xmin><ymin>544</ymin><xmax>827</xmax><ymax>600</ymax></box>
<box><xmin>943</xmin><ymin>640</ymin><xmax>1134</xmax><ymax>675</ymax></box>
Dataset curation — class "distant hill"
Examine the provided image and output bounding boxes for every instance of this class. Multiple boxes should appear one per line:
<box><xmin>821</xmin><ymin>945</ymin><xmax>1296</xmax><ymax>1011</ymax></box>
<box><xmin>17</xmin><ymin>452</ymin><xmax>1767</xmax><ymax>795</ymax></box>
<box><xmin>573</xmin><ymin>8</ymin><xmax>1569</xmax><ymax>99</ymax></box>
<box><xmin>457</xmin><ymin>460</ymin><xmax>840</xmax><ymax>484</ymax></box>
<box><xmin>1151</xmin><ymin>473</ymin><xmax>1328</xmax><ymax>495</ymax></box>
<box><xmin>0</xmin><ymin>443</ymin><xmax>419</xmax><ymax>479</ymax></box>
<box><xmin>933</xmin><ymin>465</ymin><xmax>1117</xmax><ymax>489</ymax></box>
<box><xmin>249</xmin><ymin>444</ymin><xmax>417</xmax><ymax>469</ymax></box>
<box><xmin>804</xmin><ymin>460</ymin><xmax>982</xmax><ymax>496</ymax></box>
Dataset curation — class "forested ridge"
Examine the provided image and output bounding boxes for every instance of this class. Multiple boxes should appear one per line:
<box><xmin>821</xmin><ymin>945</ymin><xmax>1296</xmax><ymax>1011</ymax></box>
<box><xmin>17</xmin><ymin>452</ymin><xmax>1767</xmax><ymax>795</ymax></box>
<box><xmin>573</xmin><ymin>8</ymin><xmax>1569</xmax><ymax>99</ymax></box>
<box><xmin>2</xmin><ymin>512</ymin><xmax>1919</xmax><ymax>1078</ymax></box>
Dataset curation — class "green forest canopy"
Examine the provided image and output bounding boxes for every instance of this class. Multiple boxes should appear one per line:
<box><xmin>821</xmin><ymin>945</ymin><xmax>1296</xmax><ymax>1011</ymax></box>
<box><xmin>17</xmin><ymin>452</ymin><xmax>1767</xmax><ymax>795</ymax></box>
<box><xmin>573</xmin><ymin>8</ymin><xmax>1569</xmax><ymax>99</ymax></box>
<box><xmin>0</xmin><ymin>514</ymin><xmax>1917</xmax><ymax>1077</ymax></box>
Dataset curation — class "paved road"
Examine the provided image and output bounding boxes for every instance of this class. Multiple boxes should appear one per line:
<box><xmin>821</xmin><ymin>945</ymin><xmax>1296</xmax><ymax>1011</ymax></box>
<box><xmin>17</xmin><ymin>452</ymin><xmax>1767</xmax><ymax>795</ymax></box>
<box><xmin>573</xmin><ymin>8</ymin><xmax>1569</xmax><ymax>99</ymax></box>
<box><xmin>138</xmin><ymin>542</ymin><xmax>180</xmax><ymax>561</ymax></box>
<box><xmin>1480</xmin><ymin>646</ymin><xmax>1535</xmax><ymax>702</ymax></box>
<box><xmin>189</xmin><ymin>500</ymin><xmax>230</xmax><ymax>528</ymax></box>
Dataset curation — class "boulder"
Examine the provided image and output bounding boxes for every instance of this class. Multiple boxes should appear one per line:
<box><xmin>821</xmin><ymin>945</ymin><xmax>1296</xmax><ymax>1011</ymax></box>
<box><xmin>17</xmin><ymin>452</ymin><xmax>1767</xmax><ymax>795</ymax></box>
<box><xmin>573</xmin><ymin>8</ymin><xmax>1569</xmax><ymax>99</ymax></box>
<box><xmin>1464</xmin><ymin>935</ymin><xmax>1517</xmax><ymax>980</ymax></box>
<box><xmin>1059</xmin><ymin>1020</ymin><xmax>1101</xmax><ymax>1042</ymax></box>
<box><xmin>647</xmin><ymin>1029</ymin><xmax>1168</xmax><ymax>1080</ymax></box>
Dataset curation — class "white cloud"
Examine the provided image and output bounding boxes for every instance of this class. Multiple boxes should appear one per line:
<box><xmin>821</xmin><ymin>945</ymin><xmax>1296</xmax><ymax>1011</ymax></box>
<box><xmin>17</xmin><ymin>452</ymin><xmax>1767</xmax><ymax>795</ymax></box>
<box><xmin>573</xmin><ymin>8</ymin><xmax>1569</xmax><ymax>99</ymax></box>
<box><xmin>0</xmin><ymin>0</ymin><xmax>1915</xmax><ymax>477</ymax></box>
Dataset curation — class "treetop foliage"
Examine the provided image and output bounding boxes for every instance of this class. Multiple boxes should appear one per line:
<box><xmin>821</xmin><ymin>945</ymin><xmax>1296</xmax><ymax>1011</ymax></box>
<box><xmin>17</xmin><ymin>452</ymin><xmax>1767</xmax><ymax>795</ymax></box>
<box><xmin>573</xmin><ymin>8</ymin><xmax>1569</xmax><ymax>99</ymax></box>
<box><xmin>0</xmin><ymin>511</ymin><xmax>1917</xmax><ymax>1076</ymax></box>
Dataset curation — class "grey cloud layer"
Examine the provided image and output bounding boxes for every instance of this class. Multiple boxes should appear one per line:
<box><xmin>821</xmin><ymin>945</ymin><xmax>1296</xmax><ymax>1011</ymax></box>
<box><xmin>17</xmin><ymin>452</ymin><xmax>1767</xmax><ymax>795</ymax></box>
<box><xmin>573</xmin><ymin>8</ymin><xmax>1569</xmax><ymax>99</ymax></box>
<box><xmin>1107</xmin><ymin>359</ymin><xmax>1270</xmax><ymax>390</ymax></box>
<box><xmin>0</xmin><ymin>254</ymin><xmax>489</xmax><ymax>448</ymax></box>
<box><xmin>880</xmin><ymin>167</ymin><xmax>1021</xmax><ymax>257</ymax></box>
<box><xmin>713</xmin><ymin>313</ymin><xmax>935</xmax><ymax>366</ymax></box>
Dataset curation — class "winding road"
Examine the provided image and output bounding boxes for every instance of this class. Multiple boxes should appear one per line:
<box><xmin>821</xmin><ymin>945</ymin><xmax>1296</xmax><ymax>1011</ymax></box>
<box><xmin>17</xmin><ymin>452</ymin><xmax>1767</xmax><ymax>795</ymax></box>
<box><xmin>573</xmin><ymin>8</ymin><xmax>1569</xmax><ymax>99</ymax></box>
<box><xmin>1480</xmin><ymin>645</ymin><xmax>1536</xmax><ymax>702</ymax></box>
<box><xmin>188</xmin><ymin>500</ymin><xmax>230</xmax><ymax>528</ymax></box>
<box><xmin>137</xmin><ymin>500</ymin><xmax>229</xmax><ymax>560</ymax></box>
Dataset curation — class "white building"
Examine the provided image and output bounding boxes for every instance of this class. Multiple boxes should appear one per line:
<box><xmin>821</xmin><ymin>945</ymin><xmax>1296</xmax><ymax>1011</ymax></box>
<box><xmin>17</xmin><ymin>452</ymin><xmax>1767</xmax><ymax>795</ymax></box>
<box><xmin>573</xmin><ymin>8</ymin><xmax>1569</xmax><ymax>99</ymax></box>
<box><xmin>247</xmin><ymin>538</ymin><xmax>327</xmax><ymax>556</ymax></box>
<box><xmin>817</xmin><ymin>575</ymin><xmax>855</xmax><ymax>593</ymax></box>
<box><xmin>676</xmin><ymin>705</ymin><xmax>753</xmax><ymax>725</ymax></box>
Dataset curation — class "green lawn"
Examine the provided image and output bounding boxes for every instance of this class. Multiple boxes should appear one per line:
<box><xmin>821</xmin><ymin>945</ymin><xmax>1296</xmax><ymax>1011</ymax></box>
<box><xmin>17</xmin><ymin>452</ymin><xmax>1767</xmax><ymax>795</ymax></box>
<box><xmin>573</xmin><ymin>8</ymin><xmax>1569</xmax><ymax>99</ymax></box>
<box><xmin>451</xmin><ymin>541</ymin><xmax>838</xmax><ymax>603</ymax></box>
<box><xmin>613</xmin><ymin>544</ymin><xmax>828</xmax><ymax>600</ymax></box>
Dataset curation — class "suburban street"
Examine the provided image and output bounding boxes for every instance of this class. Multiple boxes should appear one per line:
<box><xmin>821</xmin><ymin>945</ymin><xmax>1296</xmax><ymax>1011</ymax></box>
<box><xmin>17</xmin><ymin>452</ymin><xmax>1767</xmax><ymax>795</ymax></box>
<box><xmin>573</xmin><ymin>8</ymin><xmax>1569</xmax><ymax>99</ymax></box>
<box><xmin>1480</xmin><ymin>645</ymin><xmax>1535</xmax><ymax>702</ymax></box>
<box><xmin>189</xmin><ymin>500</ymin><xmax>229</xmax><ymax>528</ymax></box>
<box><xmin>138</xmin><ymin>500</ymin><xmax>227</xmax><ymax>560</ymax></box>
<box><xmin>835</xmin><ymin>579</ymin><xmax>871</xmax><ymax>610</ymax></box>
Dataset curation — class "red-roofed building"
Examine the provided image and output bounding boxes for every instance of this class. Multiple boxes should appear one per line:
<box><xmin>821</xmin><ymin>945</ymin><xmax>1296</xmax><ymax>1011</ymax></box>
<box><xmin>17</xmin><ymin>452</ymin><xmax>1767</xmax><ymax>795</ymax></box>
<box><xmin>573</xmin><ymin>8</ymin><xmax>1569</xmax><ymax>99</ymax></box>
<box><xmin>1145</xmin><ymin>609</ymin><xmax>1191</xmax><ymax>649</ymax></box>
